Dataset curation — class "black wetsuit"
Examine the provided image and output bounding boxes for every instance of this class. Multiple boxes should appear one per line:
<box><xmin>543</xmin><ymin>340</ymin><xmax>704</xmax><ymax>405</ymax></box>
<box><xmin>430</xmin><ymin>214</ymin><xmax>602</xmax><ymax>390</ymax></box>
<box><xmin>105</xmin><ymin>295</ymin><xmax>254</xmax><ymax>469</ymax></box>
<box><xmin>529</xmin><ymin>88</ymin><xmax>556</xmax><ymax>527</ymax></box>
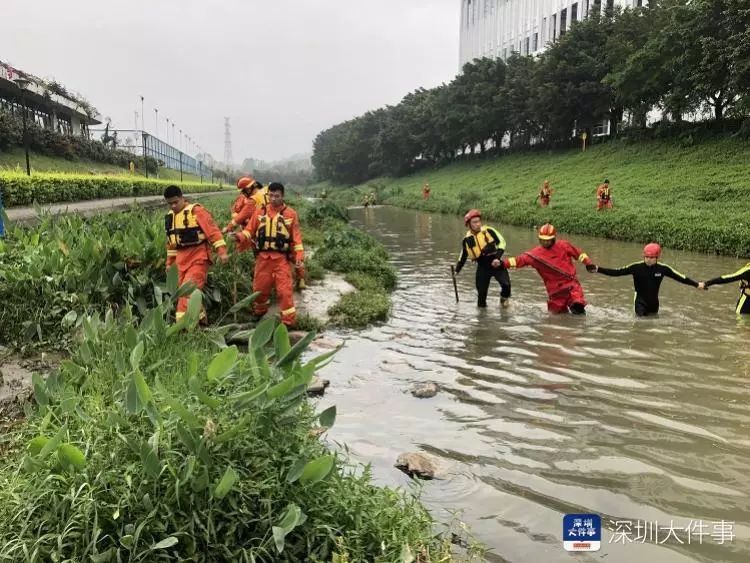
<box><xmin>597</xmin><ymin>262</ymin><xmax>698</xmax><ymax>316</ymax></box>
<box><xmin>456</xmin><ymin>226</ymin><xmax>511</xmax><ymax>307</ymax></box>
<box><xmin>704</xmin><ymin>262</ymin><xmax>750</xmax><ymax>314</ymax></box>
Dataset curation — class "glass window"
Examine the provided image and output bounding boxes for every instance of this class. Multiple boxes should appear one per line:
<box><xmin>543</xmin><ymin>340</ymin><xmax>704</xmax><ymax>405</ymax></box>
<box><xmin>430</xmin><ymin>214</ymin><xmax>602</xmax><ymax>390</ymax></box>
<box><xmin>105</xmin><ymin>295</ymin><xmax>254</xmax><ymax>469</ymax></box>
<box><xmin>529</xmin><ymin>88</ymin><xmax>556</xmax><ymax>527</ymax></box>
<box><xmin>552</xmin><ymin>14</ymin><xmax>557</xmax><ymax>41</ymax></box>
<box><xmin>572</xmin><ymin>3</ymin><xmax>578</xmax><ymax>22</ymax></box>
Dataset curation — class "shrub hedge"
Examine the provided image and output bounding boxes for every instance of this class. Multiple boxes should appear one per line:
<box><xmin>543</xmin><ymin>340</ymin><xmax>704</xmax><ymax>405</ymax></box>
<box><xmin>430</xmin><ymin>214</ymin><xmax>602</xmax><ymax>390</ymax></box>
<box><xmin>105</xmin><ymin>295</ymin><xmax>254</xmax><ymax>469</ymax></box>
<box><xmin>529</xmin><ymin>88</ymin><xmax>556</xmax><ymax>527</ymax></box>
<box><xmin>0</xmin><ymin>172</ymin><xmax>225</xmax><ymax>207</ymax></box>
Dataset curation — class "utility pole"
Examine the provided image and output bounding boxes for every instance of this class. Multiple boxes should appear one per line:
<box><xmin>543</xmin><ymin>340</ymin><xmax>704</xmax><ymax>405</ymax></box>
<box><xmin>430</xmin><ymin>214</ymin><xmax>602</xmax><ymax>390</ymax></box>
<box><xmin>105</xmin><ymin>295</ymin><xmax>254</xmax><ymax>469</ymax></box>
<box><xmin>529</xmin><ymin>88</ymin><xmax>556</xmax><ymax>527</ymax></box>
<box><xmin>223</xmin><ymin>117</ymin><xmax>233</xmax><ymax>172</ymax></box>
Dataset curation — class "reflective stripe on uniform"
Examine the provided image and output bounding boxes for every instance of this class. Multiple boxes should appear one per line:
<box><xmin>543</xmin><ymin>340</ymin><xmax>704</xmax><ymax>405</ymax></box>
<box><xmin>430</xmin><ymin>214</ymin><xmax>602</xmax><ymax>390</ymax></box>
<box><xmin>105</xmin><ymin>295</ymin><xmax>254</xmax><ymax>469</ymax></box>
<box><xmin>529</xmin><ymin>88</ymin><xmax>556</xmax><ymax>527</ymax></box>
<box><xmin>736</xmin><ymin>293</ymin><xmax>748</xmax><ymax>314</ymax></box>
<box><xmin>578</xmin><ymin>253</ymin><xmax>589</xmax><ymax>262</ymax></box>
<box><xmin>294</xmin><ymin>244</ymin><xmax>304</xmax><ymax>251</ymax></box>
<box><xmin>281</xmin><ymin>307</ymin><xmax>296</xmax><ymax>316</ymax></box>
<box><xmin>507</xmin><ymin>257</ymin><xmax>517</xmax><ymax>268</ymax></box>
<box><xmin>213</xmin><ymin>239</ymin><xmax>227</xmax><ymax>249</ymax></box>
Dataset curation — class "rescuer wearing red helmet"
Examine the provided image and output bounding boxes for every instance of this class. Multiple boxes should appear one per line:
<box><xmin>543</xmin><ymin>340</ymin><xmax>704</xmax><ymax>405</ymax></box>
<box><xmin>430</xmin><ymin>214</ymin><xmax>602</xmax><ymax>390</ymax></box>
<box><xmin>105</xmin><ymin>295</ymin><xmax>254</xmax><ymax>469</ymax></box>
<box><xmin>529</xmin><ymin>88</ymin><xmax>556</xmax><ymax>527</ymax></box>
<box><xmin>589</xmin><ymin>242</ymin><xmax>700</xmax><ymax>316</ymax></box>
<box><xmin>502</xmin><ymin>223</ymin><xmax>594</xmax><ymax>314</ymax></box>
<box><xmin>223</xmin><ymin>176</ymin><xmax>268</xmax><ymax>235</ymax></box>
<box><xmin>455</xmin><ymin>209</ymin><xmax>511</xmax><ymax>307</ymax></box>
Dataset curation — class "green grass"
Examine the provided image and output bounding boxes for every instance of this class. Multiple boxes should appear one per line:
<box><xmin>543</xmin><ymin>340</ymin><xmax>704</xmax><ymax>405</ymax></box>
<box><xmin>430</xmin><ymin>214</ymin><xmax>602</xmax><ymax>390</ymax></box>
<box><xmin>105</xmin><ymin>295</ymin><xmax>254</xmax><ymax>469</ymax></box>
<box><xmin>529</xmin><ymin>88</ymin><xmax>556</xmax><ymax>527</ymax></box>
<box><xmin>0</xmin><ymin>306</ymin><xmax>480</xmax><ymax>561</ymax></box>
<box><xmin>0</xmin><ymin>148</ymin><xmax>211</xmax><ymax>184</ymax></box>
<box><xmin>0</xmin><ymin>148</ymin><xmax>128</xmax><ymax>175</ymax></box>
<box><xmin>311</xmin><ymin>136</ymin><xmax>750</xmax><ymax>256</ymax></box>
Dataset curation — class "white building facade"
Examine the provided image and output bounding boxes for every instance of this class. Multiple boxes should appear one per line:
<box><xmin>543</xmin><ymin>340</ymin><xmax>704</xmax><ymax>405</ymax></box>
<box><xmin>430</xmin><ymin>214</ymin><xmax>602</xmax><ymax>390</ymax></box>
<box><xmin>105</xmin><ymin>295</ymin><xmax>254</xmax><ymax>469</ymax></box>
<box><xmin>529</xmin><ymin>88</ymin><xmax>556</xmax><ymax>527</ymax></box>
<box><xmin>459</xmin><ymin>0</ymin><xmax>646</xmax><ymax>67</ymax></box>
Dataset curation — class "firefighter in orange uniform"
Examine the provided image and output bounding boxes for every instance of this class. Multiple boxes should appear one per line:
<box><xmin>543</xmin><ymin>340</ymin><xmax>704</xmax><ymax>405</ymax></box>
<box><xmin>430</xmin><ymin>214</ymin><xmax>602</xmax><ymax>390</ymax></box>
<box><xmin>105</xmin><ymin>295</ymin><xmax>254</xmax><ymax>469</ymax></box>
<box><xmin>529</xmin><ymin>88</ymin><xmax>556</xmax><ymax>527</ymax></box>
<box><xmin>596</xmin><ymin>179</ymin><xmax>613</xmax><ymax>210</ymax></box>
<box><xmin>236</xmin><ymin>182</ymin><xmax>304</xmax><ymax>326</ymax></box>
<box><xmin>223</xmin><ymin>177</ymin><xmax>268</xmax><ymax>251</ymax></box>
<box><xmin>164</xmin><ymin>185</ymin><xmax>228</xmax><ymax>323</ymax></box>
<box><xmin>422</xmin><ymin>181</ymin><xmax>431</xmax><ymax>200</ymax></box>
<box><xmin>538</xmin><ymin>180</ymin><xmax>553</xmax><ymax>207</ymax></box>
<box><xmin>502</xmin><ymin>224</ymin><xmax>595</xmax><ymax>314</ymax></box>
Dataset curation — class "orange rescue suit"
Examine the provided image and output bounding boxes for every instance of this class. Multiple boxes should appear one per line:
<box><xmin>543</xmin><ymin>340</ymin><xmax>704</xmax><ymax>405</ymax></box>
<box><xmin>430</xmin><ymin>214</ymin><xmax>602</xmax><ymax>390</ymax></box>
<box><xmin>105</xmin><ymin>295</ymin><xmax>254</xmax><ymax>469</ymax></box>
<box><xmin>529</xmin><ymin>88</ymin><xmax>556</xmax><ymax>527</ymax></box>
<box><xmin>503</xmin><ymin>240</ymin><xmax>591</xmax><ymax>313</ymax></box>
<box><xmin>225</xmin><ymin>188</ymin><xmax>270</xmax><ymax>251</ymax></box>
<box><xmin>239</xmin><ymin>203</ymin><xmax>304</xmax><ymax>326</ymax></box>
<box><xmin>165</xmin><ymin>203</ymin><xmax>227</xmax><ymax>322</ymax></box>
<box><xmin>596</xmin><ymin>184</ymin><xmax>613</xmax><ymax>209</ymax></box>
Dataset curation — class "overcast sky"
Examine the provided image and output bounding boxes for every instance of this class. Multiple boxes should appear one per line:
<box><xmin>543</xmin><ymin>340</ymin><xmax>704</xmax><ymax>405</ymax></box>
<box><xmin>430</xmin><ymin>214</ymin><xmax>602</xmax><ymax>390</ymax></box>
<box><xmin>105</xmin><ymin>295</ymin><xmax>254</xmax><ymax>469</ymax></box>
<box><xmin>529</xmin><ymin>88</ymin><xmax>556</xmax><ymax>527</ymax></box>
<box><xmin>1</xmin><ymin>1</ymin><xmax>459</xmax><ymax>163</ymax></box>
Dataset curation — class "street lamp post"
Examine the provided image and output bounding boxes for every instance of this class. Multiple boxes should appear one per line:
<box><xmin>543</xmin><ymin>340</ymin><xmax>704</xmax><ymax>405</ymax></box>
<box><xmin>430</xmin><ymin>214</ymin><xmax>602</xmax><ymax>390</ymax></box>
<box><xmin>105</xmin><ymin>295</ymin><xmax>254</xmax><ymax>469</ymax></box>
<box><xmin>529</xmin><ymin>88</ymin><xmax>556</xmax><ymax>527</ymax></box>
<box><xmin>14</xmin><ymin>78</ymin><xmax>31</xmax><ymax>176</ymax></box>
<box><xmin>154</xmin><ymin>108</ymin><xmax>159</xmax><ymax>138</ymax></box>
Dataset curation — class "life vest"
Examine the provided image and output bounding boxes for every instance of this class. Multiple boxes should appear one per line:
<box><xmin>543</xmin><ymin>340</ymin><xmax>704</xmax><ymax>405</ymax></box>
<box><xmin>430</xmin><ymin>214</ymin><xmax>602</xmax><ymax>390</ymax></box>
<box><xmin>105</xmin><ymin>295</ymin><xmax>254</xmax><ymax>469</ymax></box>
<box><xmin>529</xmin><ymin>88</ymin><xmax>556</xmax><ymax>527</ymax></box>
<box><xmin>252</xmin><ymin>187</ymin><xmax>269</xmax><ymax>207</ymax></box>
<box><xmin>165</xmin><ymin>204</ymin><xmax>207</xmax><ymax>249</ymax></box>
<box><xmin>463</xmin><ymin>226</ymin><xmax>501</xmax><ymax>261</ymax></box>
<box><xmin>256</xmin><ymin>205</ymin><xmax>293</xmax><ymax>253</ymax></box>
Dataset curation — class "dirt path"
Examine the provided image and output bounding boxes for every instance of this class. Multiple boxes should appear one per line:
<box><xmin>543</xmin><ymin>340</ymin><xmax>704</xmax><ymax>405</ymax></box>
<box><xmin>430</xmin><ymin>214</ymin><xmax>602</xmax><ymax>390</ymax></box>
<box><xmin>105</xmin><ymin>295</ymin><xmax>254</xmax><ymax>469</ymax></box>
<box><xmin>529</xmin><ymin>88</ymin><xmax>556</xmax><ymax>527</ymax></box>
<box><xmin>6</xmin><ymin>190</ymin><xmax>228</xmax><ymax>224</ymax></box>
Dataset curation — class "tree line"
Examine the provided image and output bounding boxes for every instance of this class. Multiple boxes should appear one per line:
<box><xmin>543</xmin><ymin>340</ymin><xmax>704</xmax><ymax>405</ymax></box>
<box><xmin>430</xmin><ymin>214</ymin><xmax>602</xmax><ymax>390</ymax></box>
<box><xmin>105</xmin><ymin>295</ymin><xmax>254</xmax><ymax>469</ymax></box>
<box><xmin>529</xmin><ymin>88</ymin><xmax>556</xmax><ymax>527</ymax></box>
<box><xmin>312</xmin><ymin>0</ymin><xmax>750</xmax><ymax>185</ymax></box>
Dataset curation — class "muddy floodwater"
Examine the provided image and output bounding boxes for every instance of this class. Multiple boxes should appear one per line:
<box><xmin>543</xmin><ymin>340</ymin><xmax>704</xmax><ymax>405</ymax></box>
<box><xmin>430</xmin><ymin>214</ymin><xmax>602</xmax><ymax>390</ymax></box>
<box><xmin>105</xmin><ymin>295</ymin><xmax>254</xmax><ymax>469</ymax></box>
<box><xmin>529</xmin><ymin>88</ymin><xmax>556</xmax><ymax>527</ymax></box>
<box><xmin>317</xmin><ymin>206</ymin><xmax>750</xmax><ymax>563</ymax></box>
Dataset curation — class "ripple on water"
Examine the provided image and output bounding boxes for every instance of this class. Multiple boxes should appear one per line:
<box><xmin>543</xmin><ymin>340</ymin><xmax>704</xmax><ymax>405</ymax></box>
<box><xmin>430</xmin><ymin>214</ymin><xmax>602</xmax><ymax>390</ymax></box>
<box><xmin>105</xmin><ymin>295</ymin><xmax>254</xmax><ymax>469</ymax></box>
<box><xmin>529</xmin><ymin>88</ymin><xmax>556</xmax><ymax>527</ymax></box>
<box><xmin>319</xmin><ymin>208</ymin><xmax>750</xmax><ymax>563</ymax></box>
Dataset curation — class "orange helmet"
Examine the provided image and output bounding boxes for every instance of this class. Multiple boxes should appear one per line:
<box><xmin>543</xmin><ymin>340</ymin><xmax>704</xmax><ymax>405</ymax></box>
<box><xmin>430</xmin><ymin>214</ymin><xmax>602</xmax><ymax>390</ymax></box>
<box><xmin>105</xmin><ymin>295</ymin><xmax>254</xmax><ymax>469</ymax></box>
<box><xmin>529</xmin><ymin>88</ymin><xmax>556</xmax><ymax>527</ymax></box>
<box><xmin>538</xmin><ymin>223</ymin><xmax>557</xmax><ymax>240</ymax></box>
<box><xmin>237</xmin><ymin>176</ymin><xmax>255</xmax><ymax>190</ymax></box>
<box><xmin>464</xmin><ymin>209</ymin><xmax>481</xmax><ymax>226</ymax></box>
<box><xmin>643</xmin><ymin>243</ymin><xmax>661</xmax><ymax>258</ymax></box>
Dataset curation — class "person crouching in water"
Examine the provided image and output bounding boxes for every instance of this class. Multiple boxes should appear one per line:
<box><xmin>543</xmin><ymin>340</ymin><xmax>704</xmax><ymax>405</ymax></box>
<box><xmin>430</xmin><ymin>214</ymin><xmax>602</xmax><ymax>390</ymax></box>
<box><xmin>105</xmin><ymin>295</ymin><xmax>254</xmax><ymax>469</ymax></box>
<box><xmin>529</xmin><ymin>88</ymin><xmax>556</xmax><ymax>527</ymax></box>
<box><xmin>589</xmin><ymin>243</ymin><xmax>700</xmax><ymax>317</ymax></box>
<box><xmin>503</xmin><ymin>224</ymin><xmax>595</xmax><ymax>314</ymax></box>
<box><xmin>454</xmin><ymin>209</ymin><xmax>511</xmax><ymax>308</ymax></box>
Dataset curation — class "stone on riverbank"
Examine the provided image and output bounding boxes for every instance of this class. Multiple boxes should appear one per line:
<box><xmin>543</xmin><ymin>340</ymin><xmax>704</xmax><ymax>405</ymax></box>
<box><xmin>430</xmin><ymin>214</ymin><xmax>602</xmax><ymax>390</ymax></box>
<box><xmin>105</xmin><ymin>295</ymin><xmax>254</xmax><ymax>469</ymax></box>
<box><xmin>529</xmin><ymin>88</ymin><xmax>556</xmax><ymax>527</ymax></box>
<box><xmin>411</xmin><ymin>382</ymin><xmax>439</xmax><ymax>399</ymax></box>
<box><xmin>395</xmin><ymin>452</ymin><xmax>439</xmax><ymax>480</ymax></box>
<box><xmin>307</xmin><ymin>376</ymin><xmax>330</xmax><ymax>396</ymax></box>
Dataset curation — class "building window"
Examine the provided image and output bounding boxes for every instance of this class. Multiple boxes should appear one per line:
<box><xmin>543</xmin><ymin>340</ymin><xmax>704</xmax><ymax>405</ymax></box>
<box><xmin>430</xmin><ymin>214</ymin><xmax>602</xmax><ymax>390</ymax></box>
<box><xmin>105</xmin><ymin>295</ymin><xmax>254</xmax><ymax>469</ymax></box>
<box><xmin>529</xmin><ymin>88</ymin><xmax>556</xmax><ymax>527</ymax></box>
<box><xmin>560</xmin><ymin>8</ymin><xmax>567</xmax><ymax>36</ymax></box>
<box><xmin>584</xmin><ymin>0</ymin><xmax>589</xmax><ymax>17</ymax></box>
<box><xmin>636</xmin><ymin>0</ymin><xmax>643</xmax><ymax>6</ymax></box>
<box><xmin>503</xmin><ymin>47</ymin><xmax>507</xmax><ymax>60</ymax></box>
<box><xmin>542</xmin><ymin>17</ymin><xmax>547</xmax><ymax>42</ymax></box>
<box><xmin>572</xmin><ymin>2</ymin><xmax>578</xmax><ymax>22</ymax></box>
<box><xmin>606</xmin><ymin>0</ymin><xmax>614</xmax><ymax>11</ymax></box>
<box><xmin>525</xmin><ymin>37</ymin><xmax>530</xmax><ymax>55</ymax></box>
<box><xmin>552</xmin><ymin>14</ymin><xmax>557</xmax><ymax>41</ymax></box>
<box><xmin>533</xmin><ymin>32</ymin><xmax>539</xmax><ymax>52</ymax></box>
<box><xmin>593</xmin><ymin>0</ymin><xmax>601</xmax><ymax>15</ymax></box>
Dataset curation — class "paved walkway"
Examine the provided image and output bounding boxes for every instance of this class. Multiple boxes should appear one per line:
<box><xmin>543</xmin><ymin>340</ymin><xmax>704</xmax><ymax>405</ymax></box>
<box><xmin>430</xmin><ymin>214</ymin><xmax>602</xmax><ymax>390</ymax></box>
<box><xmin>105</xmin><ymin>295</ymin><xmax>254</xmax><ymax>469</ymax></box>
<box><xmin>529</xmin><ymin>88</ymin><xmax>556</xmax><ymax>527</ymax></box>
<box><xmin>5</xmin><ymin>190</ymin><xmax>228</xmax><ymax>223</ymax></box>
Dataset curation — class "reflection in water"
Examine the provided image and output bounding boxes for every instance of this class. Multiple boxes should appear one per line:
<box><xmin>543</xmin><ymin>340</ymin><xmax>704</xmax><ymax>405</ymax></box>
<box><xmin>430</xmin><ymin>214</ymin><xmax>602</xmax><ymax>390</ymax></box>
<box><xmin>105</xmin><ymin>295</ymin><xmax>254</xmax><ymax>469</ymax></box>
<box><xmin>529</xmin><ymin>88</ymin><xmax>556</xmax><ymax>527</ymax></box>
<box><xmin>317</xmin><ymin>206</ymin><xmax>750</xmax><ymax>563</ymax></box>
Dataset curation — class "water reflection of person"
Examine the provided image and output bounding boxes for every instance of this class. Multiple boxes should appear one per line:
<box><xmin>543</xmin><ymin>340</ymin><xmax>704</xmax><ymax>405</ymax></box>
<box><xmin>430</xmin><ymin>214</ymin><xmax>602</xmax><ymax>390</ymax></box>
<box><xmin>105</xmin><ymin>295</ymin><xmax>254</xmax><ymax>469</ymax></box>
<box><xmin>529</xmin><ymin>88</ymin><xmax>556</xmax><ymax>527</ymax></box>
<box><xmin>416</xmin><ymin>212</ymin><xmax>432</xmax><ymax>241</ymax></box>
<box><xmin>531</xmin><ymin>318</ymin><xmax>579</xmax><ymax>389</ymax></box>
<box><xmin>459</xmin><ymin>314</ymin><xmax>579</xmax><ymax>395</ymax></box>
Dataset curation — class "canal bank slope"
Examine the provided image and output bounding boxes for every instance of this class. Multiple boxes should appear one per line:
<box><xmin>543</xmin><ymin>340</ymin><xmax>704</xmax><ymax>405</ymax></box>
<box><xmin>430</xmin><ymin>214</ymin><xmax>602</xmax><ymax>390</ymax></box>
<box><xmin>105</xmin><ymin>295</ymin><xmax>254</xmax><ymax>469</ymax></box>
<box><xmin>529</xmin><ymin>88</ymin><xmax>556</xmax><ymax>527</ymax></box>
<box><xmin>314</xmin><ymin>136</ymin><xmax>750</xmax><ymax>256</ymax></box>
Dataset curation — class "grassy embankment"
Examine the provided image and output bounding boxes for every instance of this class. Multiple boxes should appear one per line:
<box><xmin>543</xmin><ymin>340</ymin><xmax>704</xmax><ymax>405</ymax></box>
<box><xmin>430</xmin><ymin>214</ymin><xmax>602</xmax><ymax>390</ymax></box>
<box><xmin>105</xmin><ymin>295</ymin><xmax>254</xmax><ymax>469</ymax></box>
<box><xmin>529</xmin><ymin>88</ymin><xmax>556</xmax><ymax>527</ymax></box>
<box><xmin>0</xmin><ymin>194</ymin><xmax>395</xmax><ymax>348</ymax></box>
<box><xmin>0</xmin><ymin>148</ymin><xmax>209</xmax><ymax>184</ymax></box>
<box><xmin>0</xmin><ymin>265</ymin><xmax>478</xmax><ymax>562</ymax></box>
<box><xmin>0</xmin><ymin>191</ymin><xmax>467</xmax><ymax>561</ymax></box>
<box><xmin>313</xmin><ymin>137</ymin><xmax>750</xmax><ymax>256</ymax></box>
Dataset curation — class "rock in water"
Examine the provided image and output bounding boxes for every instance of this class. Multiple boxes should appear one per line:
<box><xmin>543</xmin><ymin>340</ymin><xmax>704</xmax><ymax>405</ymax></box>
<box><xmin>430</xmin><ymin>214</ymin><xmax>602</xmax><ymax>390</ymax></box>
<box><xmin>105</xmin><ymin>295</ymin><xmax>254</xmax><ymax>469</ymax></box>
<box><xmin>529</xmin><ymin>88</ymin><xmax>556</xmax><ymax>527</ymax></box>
<box><xmin>307</xmin><ymin>376</ymin><xmax>330</xmax><ymax>396</ymax></box>
<box><xmin>395</xmin><ymin>452</ymin><xmax>438</xmax><ymax>480</ymax></box>
<box><xmin>411</xmin><ymin>382</ymin><xmax>439</xmax><ymax>399</ymax></box>
<box><xmin>288</xmin><ymin>331</ymin><xmax>308</xmax><ymax>345</ymax></box>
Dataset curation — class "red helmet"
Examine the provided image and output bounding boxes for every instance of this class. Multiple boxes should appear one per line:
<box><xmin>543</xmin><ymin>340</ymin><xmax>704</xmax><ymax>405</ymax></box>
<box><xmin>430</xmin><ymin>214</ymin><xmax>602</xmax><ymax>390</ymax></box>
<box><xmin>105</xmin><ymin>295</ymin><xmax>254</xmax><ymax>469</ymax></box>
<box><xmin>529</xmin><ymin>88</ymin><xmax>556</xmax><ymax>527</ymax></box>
<box><xmin>464</xmin><ymin>209</ymin><xmax>481</xmax><ymax>226</ymax></box>
<box><xmin>538</xmin><ymin>223</ymin><xmax>556</xmax><ymax>240</ymax></box>
<box><xmin>643</xmin><ymin>243</ymin><xmax>662</xmax><ymax>258</ymax></box>
<box><xmin>236</xmin><ymin>176</ymin><xmax>255</xmax><ymax>190</ymax></box>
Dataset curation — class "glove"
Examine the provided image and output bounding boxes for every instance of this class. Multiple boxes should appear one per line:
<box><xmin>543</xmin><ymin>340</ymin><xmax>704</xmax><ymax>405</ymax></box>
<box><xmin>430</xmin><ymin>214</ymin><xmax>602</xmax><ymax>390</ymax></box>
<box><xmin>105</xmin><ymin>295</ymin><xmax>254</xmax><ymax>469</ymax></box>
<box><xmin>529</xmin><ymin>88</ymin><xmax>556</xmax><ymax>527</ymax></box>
<box><xmin>454</xmin><ymin>263</ymin><xmax>461</xmax><ymax>275</ymax></box>
<box><xmin>586</xmin><ymin>263</ymin><xmax>598</xmax><ymax>273</ymax></box>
